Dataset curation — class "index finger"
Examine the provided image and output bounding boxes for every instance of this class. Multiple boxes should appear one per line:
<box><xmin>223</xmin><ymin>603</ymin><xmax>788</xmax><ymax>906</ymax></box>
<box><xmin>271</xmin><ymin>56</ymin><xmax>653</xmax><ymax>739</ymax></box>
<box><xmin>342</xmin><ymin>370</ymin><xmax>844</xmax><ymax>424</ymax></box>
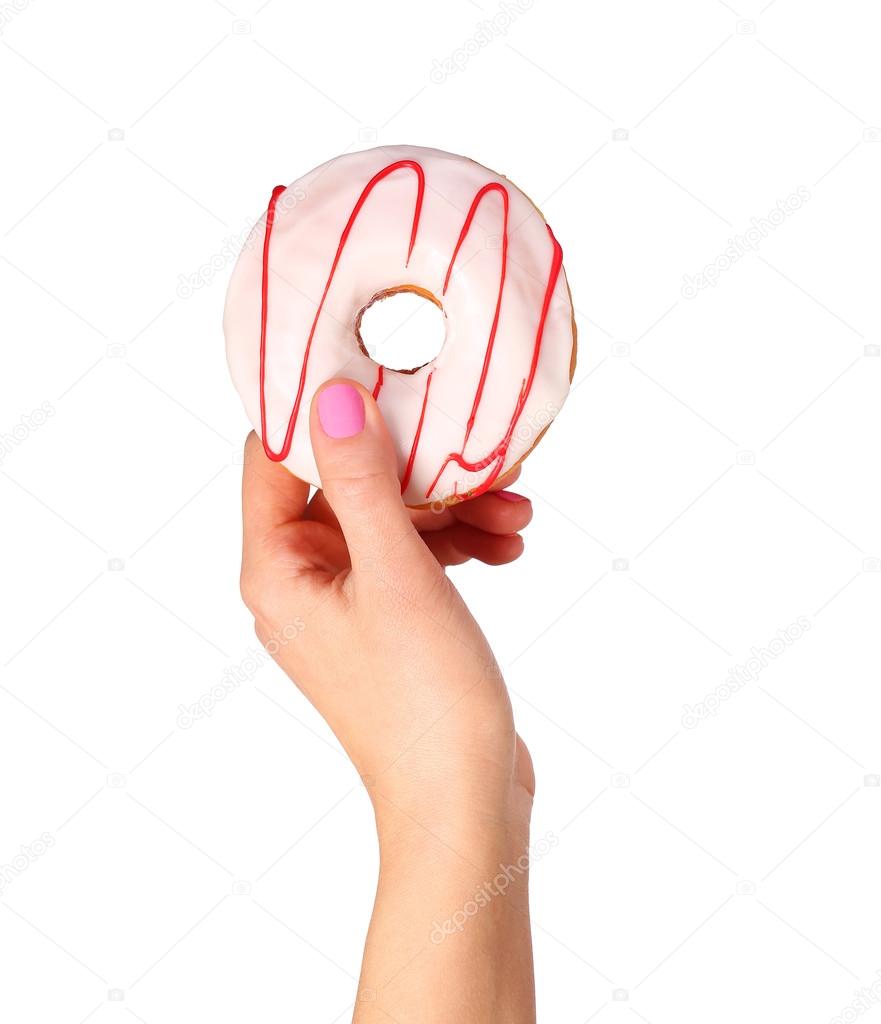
<box><xmin>241</xmin><ymin>431</ymin><xmax>310</xmax><ymax>561</ymax></box>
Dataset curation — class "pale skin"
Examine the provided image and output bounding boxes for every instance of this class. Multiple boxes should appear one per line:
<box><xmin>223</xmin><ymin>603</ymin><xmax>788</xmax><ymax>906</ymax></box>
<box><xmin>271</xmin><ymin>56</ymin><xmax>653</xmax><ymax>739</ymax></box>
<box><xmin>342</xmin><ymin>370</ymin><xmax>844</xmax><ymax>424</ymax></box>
<box><xmin>240</xmin><ymin>378</ymin><xmax>536</xmax><ymax>1022</ymax></box>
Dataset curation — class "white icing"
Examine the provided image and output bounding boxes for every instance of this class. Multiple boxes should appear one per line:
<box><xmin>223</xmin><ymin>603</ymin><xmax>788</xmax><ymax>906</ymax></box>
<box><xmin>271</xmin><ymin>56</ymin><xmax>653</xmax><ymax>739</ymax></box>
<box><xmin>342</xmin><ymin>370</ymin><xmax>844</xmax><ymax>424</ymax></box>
<box><xmin>224</xmin><ymin>145</ymin><xmax>574</xmax><ymax>506</ymax></box>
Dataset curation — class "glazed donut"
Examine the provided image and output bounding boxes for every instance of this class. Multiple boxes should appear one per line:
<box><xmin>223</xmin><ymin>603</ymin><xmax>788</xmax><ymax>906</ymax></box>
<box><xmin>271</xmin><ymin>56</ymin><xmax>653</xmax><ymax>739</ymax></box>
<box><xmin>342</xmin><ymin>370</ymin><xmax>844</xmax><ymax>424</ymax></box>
<box><xmin>224</xmin><ymin>145</ymin><xmax>576</xmax><ymax>507</ymax></box>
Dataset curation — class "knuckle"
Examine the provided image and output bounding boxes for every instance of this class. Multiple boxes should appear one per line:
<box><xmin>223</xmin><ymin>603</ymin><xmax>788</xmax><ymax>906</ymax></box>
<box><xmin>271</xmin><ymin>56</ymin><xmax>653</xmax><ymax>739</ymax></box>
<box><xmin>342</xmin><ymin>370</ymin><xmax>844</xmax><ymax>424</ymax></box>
<box><xmin>327</xmin><ymin>469</ymin><xmax>389</xmax><ymax>507</ymax></box>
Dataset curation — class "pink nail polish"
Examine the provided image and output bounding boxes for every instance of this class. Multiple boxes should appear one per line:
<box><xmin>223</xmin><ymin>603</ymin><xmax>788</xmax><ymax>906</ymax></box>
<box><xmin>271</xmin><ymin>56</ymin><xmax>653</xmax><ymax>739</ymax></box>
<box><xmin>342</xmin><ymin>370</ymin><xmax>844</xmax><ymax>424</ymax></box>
<box><xmin>318</xmin><ymin>383</ymin><xmax>365</xmax><ymax>439</ymax></box>
<box><xmin>496</xmin><ymin>490</ymin><xmax>528</xmax><ymax>503</ymax></box>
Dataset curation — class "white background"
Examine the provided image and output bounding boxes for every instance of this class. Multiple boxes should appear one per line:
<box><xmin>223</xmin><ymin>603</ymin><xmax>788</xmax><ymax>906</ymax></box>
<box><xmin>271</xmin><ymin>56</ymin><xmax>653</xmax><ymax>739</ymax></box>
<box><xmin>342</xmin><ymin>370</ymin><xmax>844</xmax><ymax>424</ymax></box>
<box><xmin>1</xmin><ymin>1</ymin><xmax>880</xmax><ymax>1021</ymax></box>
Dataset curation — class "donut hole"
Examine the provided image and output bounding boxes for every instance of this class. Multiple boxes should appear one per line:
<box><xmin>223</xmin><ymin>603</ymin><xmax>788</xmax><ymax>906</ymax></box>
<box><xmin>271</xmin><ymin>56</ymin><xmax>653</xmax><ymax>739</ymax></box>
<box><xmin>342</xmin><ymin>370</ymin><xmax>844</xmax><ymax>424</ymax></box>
<box><xmin>355</xmin><ymin>287</ymin><xmax>446</xmax><ymax>373</ymax></box>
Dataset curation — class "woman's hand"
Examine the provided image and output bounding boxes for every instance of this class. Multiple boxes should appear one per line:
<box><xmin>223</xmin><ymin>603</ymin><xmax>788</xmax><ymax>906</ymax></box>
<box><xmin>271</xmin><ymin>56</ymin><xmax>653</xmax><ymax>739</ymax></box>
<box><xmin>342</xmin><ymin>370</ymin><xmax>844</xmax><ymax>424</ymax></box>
<box><xmin>240</xmin><ymin>379</ymin><xmax>535</xmax><ymax>822</ymax></box>
<box><xmin>240</xmin><ymin>379</ymin><xmax>536</xmax><ymax>1022</ymax></box>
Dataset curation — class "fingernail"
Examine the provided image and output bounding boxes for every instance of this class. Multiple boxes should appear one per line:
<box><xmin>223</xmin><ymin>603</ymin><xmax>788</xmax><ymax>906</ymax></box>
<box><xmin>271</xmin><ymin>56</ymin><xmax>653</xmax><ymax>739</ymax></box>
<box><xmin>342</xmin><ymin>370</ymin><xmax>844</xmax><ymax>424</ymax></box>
<box><xmin>496</xmin><ymin>490</ymin><xmax>528</xmax><ymax>503</ymax></box>
<box><xmin>318</xmin><ymin>384</ymin><xmax>365</xmax><ymax>439</ymax></box>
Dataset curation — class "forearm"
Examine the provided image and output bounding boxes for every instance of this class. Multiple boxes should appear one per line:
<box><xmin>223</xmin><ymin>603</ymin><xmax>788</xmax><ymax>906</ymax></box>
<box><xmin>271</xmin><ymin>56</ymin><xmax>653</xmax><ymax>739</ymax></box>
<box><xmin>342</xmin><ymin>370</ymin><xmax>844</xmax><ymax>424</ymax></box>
<box><xmin>354</xmin><ymin>794</ymin><xmax>535</xmax><ymax>1023</ymax></box>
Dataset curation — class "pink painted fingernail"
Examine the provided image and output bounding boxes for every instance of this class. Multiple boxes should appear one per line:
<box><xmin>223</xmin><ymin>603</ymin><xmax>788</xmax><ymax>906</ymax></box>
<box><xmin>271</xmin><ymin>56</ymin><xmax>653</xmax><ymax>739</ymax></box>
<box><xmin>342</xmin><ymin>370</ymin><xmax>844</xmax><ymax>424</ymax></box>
<box><xmin>496</xmin><ymin>490</ymin><xmax>528</xmax><ymax>503</ymax></box>
<box><xmin>318</xmin><ymin>384</ymin><xmax>365</xmax><ymax>439</ymax></box>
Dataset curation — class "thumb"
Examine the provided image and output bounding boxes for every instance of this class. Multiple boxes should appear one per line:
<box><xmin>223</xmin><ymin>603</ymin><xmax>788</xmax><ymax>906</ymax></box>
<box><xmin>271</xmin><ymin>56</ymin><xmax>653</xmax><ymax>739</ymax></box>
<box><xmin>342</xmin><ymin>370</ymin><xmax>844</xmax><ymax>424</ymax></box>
<box><xmin>309</xmin><ymin>379</ymin><xmax>438</xmax><ymax>586</ymax></box>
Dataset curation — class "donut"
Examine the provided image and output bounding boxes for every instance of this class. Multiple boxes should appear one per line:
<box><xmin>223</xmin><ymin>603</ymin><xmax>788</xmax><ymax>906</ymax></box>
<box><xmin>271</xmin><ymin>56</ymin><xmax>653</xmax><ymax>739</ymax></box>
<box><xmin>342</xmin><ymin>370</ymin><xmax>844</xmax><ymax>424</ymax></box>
<box><xmin>224</xmin><ymin>145</ymin><xmax>576</xmax><ymax>507</ymax></box>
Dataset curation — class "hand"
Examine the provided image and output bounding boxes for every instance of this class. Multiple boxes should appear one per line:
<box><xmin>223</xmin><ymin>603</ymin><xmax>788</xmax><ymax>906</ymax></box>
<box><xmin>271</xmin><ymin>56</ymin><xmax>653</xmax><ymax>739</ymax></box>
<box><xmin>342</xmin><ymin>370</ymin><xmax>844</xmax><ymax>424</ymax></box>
<box><xmin>240</xmin><ymin>379</ymin><xmax>536</xmax><ymax>1022</ymax></box>
<box><xmin>240</xmin><ymin>379</ymin><xmax>533</xmax><ymax>823</ymax></box>
<box><xmin>304</xmin><ymin>444</ymin><xmax>532</xmax><ymax>569</ymax></box>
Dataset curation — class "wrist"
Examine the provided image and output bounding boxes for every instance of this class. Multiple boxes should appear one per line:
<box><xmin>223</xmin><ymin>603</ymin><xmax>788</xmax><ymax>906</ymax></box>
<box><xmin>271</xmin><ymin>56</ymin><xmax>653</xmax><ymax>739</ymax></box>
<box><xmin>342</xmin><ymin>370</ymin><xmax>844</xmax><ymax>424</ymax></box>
<box><xmin>371</xmin><ymin>777</ymin><xmax>532</xmax><ymax>868</ymax></box>
<box><xmin>361</xmin><ymin>730</ymin><xmax>535</xmax><ymax>845</ymax></box>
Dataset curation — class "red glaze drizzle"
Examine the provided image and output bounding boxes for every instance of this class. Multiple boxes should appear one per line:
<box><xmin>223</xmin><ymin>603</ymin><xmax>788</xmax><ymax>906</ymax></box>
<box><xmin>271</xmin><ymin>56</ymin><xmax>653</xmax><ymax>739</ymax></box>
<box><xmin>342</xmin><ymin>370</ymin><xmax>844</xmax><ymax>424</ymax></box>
<box><xmin>424</xmin><ymin>225</ymin><xmax>563</xmax><ymax>501</ymax></box>
<box><xmin>260</xmin><ymin>161</ymin><xmax>425</xmax><ymax>461</ymax></box>
<box><xmin>258</xmin><ymin>184</ymin><xmax>287</xmax><ymax>459</ymax></box>
<box><xmin>442</xmin><ymin>183</ymin><xmax>508</xmax><ymax>448</ymax></box>
<box><xmin>400</xmin><ymin>370</ymin><xmax>434</xmax><ymax>495</ymax></box>
<box><xmin>258</xmin><ymin>158</ymin><xmax>563</xmax><ymax>501</ymax></box>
